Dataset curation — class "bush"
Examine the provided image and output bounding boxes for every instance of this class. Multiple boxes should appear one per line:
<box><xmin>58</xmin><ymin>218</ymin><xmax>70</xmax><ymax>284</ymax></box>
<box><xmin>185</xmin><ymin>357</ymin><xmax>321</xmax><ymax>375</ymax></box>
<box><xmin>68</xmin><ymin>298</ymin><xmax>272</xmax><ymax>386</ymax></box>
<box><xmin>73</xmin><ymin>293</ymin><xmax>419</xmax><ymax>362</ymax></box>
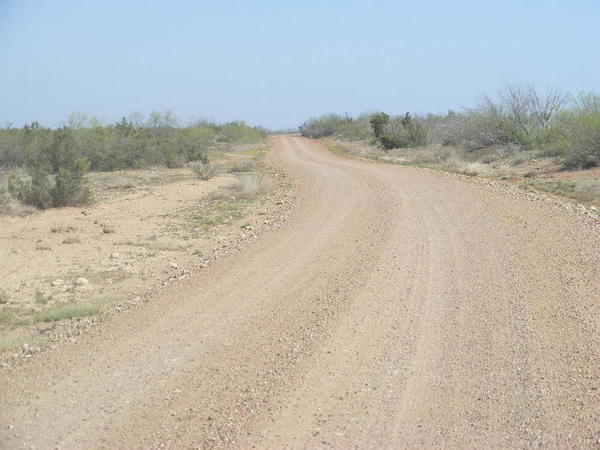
<box><xmin>378</xmin><ymin>113</ymin><xmax>428</xmax><ymax>149</ymax></box>
<box><xmin>370</xmin><ymin>113</ymin><xmax>389</xmax><ymax>139</ymax></box>
<box><xmin>8</xmin><ymin>167</ymin><xmax>53</xmax><ymax>209</ymax></box>
<box><xmin>7</xmin><ymin>158</ymin><xmax>92</xmax><ymax>209</ymax></box>
<box><xmin>435</xmin><ymin>83</ymin><xmax>564</xmax><ymax>151</ymax></box>
<box><xmin>189</xmin><ymin>160</ymin><xmax>215</xmax><ymax>180</ymax></box>
<box><xmin>51</xmin><ymin>158</ymin><xmax>92</xmax><ymax>207</ymax></box>
<box><xmin>0</xmin><ymin>114</ymin><xmax>265</xmax><ymax>172</ymax></box>
<box><xmin>557</xmin><ymin>92</ymin><xmax>600</xmax><ymax>168</ymax></box>
<box><xmin>300</xmin><ymin>114</ymin><xmax>372</xmax><ymax>140</ymax></box>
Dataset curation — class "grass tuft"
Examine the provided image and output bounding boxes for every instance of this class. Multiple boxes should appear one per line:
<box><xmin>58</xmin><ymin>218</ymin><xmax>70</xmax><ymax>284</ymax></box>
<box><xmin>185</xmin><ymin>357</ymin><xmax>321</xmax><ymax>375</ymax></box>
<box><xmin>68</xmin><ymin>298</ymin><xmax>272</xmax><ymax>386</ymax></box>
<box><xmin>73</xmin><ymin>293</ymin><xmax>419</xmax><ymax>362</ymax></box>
<box><xmin>525</xmin><ymin>178</ymin><xmax>600</xmax><ymax>204</ymax></box>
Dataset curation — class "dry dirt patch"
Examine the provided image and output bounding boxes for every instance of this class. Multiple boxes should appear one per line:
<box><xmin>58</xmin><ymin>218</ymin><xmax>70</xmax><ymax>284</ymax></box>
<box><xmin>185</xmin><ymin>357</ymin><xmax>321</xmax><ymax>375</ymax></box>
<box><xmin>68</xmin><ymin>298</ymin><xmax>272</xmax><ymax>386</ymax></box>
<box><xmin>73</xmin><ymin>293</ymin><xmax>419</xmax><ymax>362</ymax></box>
<box><xmin>0</xmin><ymin>152</ymin><xmax>296</xmax><ymax>358</ymax></box>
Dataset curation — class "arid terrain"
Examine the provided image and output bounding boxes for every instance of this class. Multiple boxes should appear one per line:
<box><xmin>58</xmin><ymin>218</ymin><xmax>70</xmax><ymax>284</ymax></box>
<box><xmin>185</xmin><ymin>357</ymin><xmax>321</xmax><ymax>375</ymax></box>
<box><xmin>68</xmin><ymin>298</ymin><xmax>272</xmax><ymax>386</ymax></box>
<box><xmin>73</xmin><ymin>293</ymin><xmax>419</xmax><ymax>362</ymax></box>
<box><xmin>1</xmin><ymin>136</ymin><xmax>599</xmax><ymax>448</ymax></box>
<box><xmin>325</xmin><ymin>138</ymin><xmax>600</xmax><ymax>210</ymax></box>
<box><xmin>0</xmin><ymin>146</ymin><xmax>295</xmax><ymax>356</ymax></box>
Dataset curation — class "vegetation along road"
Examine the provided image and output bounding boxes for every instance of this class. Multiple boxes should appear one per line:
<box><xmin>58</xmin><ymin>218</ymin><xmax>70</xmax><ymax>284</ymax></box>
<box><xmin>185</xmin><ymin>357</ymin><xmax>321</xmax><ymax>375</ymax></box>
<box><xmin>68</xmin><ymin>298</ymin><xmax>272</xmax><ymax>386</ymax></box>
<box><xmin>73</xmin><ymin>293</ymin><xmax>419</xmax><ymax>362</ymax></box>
<box><xmin>1</xmin><ymin>136</ymin><xmax>599</xmax><ymax>448</ymax></box>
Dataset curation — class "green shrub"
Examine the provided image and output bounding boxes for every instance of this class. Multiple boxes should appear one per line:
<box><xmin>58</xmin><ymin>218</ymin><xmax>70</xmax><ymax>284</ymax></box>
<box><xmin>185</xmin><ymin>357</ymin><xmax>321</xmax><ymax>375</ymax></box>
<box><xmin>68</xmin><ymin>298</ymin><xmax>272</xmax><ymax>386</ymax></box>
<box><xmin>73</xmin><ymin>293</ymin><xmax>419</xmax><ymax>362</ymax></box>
<box><xmin>558</xmin><ymin>93</ymin><xmax>600</xmax><ymax>168</ymax></box>
<box><xmin>8</xmin><ymin>167</ymin><xmax>53</xmax><ymax>209</ymax></box>
<box><xmin>432</xmin><ymin>83</ymin><xmax>564</xmax><ymax>151</ymax></box>
<box><xmin>7</xmin><ymin>158</ymin><xmax>92</xmax><ymax>209</ymax></box>
<box><xmin>300</xmin><ymin>114</ymin><xmax>372</xmax><ymax>140</ymax></box>
<box><xmin>370</xmin><ymin>113</ymin><xmax>389</xmax><ymax>139</ymax></box>
<box><xmin>378</xmin><ymin>113</ymin><xmax>428</xmax><ymax>149</ymax></box>
<box><xmin>51</xmin><ymin>158</ymin><xmax>92</xmax><ymax>207</ymax></box>
<box><xmin>0</xmin><ymin>114</ymin><xmax>264</xmax><ymax>173</ymax></box>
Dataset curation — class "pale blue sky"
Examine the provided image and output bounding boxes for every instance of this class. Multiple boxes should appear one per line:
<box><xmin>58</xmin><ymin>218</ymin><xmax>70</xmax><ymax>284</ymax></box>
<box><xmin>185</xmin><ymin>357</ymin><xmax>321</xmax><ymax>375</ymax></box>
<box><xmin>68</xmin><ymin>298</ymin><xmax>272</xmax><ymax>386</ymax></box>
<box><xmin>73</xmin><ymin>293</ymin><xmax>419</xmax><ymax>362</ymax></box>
<box><xmin>1</xmin><ymin>0</ymin><xmax>599</xmax><ymax>129</ymax></box>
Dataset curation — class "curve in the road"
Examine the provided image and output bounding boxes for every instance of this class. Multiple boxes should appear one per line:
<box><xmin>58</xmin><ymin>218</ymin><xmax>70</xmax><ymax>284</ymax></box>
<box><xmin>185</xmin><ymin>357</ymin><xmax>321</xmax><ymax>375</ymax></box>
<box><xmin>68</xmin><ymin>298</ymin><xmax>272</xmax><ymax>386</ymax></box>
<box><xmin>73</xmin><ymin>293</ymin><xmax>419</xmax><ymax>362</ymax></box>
<box><xmin>1</xmin><ymin>136</ymin><xmax>599</xmax><ymax>449</ymax></box>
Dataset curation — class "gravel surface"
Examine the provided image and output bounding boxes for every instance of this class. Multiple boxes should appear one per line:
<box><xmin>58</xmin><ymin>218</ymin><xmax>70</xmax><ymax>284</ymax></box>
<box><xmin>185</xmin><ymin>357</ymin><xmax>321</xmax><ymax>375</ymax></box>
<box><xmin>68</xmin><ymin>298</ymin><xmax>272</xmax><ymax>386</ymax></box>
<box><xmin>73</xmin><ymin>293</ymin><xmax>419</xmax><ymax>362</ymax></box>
<box><xmin>0</xmin><ymin>136</ymin><xmax>598</xmax><ymax>449</ymax></box>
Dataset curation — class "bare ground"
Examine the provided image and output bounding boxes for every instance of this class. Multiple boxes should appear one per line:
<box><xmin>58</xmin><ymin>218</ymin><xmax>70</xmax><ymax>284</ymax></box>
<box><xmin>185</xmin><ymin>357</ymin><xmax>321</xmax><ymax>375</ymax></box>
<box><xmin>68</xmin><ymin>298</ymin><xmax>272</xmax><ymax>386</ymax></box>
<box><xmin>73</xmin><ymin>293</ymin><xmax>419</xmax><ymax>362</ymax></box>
<box><xmin>0</xmin><ymin>136</ymin><xmax>599</xmax><ymax>448</ymax></box>
<box><xmin>0</xmin><ymin>150</ymin><xmax>295</xmax><ymax>355</ymax></box>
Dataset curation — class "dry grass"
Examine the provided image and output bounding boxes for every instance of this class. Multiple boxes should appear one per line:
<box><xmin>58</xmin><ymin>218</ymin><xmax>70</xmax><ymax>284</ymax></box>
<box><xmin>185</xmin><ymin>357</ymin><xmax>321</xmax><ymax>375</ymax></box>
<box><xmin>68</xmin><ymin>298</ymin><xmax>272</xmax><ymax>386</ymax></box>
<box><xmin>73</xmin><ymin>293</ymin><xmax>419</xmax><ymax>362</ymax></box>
<box><xmin>0</xmin><ymin>336</ymin><xmax>42</xmax><ymax>351</ymax></box>
<box><xmin>0</xmin><ymin>296</ymin><xmax>120</xmax><ymax>327</ymax></box>
<box><xmin>232</xmin><ymin>174</ymin><xmax>268</xmax><ymax>197</ymax></box>
<box><xmin>340</xmin><ymin>142</ymin><xmax>501</xmax><ymax>177</ymax></box>
<box><xmin>327</xmin><ymin>138</ymin><xmax>600</xmax><ymax>207</ymax></box>
<box><xmin>526</xmin><ymin>178</ymin><xmax>600</xmax><ymax>204</ymax></box>
<box><xmin>228</xmin><ymin>160</ymin><xmax>256</xmax><ymax>173</ymax></box>
<box><xmin>189</xmin><ymin>161</ymin><xmax>215</xmax><ymax>180</ymax></box>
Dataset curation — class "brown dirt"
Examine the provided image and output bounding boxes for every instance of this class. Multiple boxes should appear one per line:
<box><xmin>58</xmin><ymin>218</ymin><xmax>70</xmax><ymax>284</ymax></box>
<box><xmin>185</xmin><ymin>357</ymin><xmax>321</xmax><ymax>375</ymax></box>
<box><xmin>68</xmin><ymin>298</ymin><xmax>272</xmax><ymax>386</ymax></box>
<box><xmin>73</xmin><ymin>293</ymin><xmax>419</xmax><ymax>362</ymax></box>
<box><xmin>0</xmin><ymin>168</ymin><xmax>232</xmax><ymax>308</ymax></box>
<box><xmin>0</xmin><ymin>136</ymin><xmax>599</xmax><ymax>448</ymax></box>
<box><xmin>0</xmin><ymin>156</ymin><xmax>294</xmax><ymax>352</ymax></box>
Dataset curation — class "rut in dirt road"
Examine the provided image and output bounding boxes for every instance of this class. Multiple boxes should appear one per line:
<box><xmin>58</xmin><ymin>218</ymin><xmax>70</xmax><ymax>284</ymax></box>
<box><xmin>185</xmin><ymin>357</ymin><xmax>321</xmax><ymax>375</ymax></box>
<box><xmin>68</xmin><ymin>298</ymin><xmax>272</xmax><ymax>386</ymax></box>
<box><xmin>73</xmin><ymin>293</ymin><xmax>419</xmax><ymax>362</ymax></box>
<box><xmin>1</xmin><ymin>136</ymin><xmax>599</xmax><ymax>449</ymax></box>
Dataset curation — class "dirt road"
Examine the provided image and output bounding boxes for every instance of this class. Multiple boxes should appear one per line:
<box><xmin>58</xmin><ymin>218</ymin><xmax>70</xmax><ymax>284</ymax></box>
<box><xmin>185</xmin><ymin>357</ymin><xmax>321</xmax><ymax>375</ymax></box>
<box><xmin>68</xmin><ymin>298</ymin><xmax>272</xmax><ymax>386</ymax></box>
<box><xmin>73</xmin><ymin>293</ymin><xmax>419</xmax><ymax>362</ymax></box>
<box><xmin>1</xmin><ymin>136</ymin><xmax>599</xmax><ymax>449</ymax></box>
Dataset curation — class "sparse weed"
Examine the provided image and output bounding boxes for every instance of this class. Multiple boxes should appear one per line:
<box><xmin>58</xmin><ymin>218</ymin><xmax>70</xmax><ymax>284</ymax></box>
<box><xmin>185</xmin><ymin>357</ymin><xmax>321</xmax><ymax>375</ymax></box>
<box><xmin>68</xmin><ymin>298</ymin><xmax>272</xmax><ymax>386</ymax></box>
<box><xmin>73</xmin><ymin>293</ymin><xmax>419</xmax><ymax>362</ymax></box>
<box><xmin>228</xmin><ymin>160</ymin><xmax>255</xmax><ymax>173</ymax></box>
<box><xmin>30</xmin><ymin>302</ymin><xmax>103</xmax><ymax>323</ymax></box>
<box><xmin>0</xmin><ymin>336</ymin><xmax>42</xmax><ymax>351</ymax></box>
<box><xmin>189</xmin><ymin>160</ymin><xmax>216</xmax><ymax>180</ymax></box>
<box><xmin>34</xmin><ymin>290</ymin><xmax>52</xmax><ymax>305</ymax></box>
<box><xmin>526</xmin><ymin>178</ymin><xmax>600</xmax><ymax>203</ymax></box>
<box><xmin>232</xmin><ymin>174</ymin><xmax>268</xmax><ymax>197</ymax></box>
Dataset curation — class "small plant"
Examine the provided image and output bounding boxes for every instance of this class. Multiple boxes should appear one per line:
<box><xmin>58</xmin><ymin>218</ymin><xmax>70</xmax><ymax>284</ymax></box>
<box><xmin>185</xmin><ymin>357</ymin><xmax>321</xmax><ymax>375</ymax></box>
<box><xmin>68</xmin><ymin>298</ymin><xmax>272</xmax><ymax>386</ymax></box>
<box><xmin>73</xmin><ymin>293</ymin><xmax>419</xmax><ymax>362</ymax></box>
<box><xmin>228</xmin><ymin>160</ymin><xmax>255</xmax><ymax>173</ymax></box>
<box><xmin>189</xmin><ymin>160</ymin><xmax>215</xmax><ymax>180</ymax></box>
<box><xmin>102</xmin><ymin>224</ymin><xmax>115</xmax><ymax>234</ymax></box>
<box><xmin>0</xmin><ymin>185</ymin><xmax>9</xmax><ymax>207</ymax></box>
<box><xmin>51</xmin><ymin>157</ymin><xmax>92</xmax><ymax>207</ymax></box>
<box><xmin>233</xmin><ymin>173</ymin><xmax>267</xmax><ymax>197</ymax></box>
<box><xmin>34</xmin><ymin>290</ymin><xmax>52</xmax><ymax>305</ymax></box>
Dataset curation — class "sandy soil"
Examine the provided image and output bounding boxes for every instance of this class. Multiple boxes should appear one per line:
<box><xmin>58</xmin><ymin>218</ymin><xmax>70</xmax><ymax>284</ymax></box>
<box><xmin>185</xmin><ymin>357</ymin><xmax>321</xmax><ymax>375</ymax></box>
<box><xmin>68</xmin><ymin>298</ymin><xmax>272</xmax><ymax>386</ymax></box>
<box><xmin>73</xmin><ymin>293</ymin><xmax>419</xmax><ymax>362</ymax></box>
<box><xmin>0</xmin><ymin>169</ymin><xmax>231</xmax><ymax>306</ymax></box>
<box><xmin>0</xmin><ymin>136</ymin><xmax>599</xmax><ymax>448</ymax></box>
<box><xmin>0</xmin><ymin>157</ymin><xmax>295</xmax><ymax>351</ymax></box>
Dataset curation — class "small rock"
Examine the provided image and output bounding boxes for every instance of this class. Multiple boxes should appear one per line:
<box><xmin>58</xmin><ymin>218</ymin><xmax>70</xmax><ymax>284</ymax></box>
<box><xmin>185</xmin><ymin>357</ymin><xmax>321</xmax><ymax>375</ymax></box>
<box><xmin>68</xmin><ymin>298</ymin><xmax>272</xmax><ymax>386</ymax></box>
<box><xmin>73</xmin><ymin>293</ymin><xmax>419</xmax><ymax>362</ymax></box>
<box><xmin>169</xmin><ymin>262</ymin><xmax>179</xmax><ymax>269</ymax></box>
<box><xmin>102</xmin><ymin>225</ymin><xmax>115</xmax><ymax>234</ymax></box>
<box><xmin>51</xmin><ymin>279</ymin><xmax>64</xmax><ymax>287</ymax></box>
<box><xmin>74</xmin><ymin>277</ymin><xmax>89</xmax><ymax>286</ymax></box>
<box><xmin>110</xmin><ymin>252</ymin><xmax>120</xmax><ymax>259</ymax></box>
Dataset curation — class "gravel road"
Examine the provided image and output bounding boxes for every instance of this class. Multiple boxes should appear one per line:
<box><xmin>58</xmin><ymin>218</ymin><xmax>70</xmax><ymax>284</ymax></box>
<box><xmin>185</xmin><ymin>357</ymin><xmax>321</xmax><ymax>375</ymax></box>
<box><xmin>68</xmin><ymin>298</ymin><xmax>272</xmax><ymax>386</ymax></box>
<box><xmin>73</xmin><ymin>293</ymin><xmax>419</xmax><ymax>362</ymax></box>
<box><xmin>1</xmin><ymin>136</ymin><xmax>599</xmax><ymax>449</ymax></box>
